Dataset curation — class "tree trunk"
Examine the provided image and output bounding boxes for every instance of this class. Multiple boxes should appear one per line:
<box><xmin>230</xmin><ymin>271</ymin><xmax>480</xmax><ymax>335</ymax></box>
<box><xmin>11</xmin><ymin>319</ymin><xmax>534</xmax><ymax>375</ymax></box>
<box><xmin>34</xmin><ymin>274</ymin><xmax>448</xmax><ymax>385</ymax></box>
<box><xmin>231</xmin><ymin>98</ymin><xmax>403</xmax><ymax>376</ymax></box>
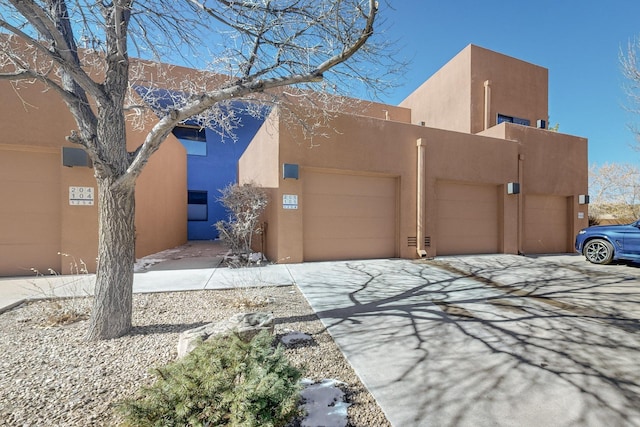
<box><xmin>86</xmin><ymin>176</ymin><xmax>136</xmax><ymax>340</ymax></box>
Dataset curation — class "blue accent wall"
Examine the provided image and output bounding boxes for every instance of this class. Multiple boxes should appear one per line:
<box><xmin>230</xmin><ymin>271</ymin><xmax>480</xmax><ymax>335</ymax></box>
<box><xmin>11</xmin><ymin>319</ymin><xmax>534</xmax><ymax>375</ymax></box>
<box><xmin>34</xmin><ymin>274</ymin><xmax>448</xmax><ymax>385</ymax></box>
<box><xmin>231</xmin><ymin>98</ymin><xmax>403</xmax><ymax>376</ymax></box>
<box><xmin>180</xmin><ymin>113</ymin><xmax>266</xmax><ymax>240</ymax></box>
<box><xmin>134</xmin><ymin>86</ymin><xmax>268</xmax><ymax>241</ymax></box>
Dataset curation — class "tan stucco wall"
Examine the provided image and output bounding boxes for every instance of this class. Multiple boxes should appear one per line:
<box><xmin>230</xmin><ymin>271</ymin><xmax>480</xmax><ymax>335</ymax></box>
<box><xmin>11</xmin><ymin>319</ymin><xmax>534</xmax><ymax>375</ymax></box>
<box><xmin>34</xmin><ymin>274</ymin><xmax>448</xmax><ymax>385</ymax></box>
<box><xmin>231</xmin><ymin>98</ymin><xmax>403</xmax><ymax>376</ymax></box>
<box><xmin>400</xmin><ymin>45</ymin><xmax>549</xmax><ymax>135</ymax></box>
<box><xmin>238</xmin><ymin>113</ymin><xmax>281</xmax><ymax>259</ymax></box>
<box><xmin>240</xmin><ymin>113</ymin><xmax>492</xmax><ymax>262</ymax></box>
<box><xmin>59</xmin><ymin>150</ymin><xmax>100</xmax><ymax>274</ymax></box>
<box><xmin>132</xmin><ymin>132</ymin><xmax>188</xmax><ymax>259</ymax></box>
<box><xmin>238</xmin><ymin>112</ymin><xmax>281</xmax><ymax>188</ymax></box>
<box><xmin>505</xmin><ymin>124</ymin><xmax>589</xmax><ymax>246</ymax></box>
<box><xmin>420</xmin><ymin>126</ymin><xmax>520</xmax><ymax>255</ymax></box>
<box><xmin>240</xmin><ymin>108</ymin><xmax>588</xmax><ymax>263</ymax></box>
<box><xmin>240</xmin><ymin>110</ymin><xmax>418</xmax><ymax>263</ymax></box>
<box><xmin>470</xmin><ymin>46</ymin><xmax>548</xmax><ymax>134</ymax></box>
<box><xmin>0</xmin><ymin>77</ymin><xmax>187</xmax><ymax>276</ymax></box>
<box><xmin>127</xmin><ymin>74</ymin><xmax>189</xmax><ymax>260</ymax></box>
<box><xmin>275</xmin><ymin>113</ymin><xmax>417</xmax><ymax>263</ymax></box>
<box><xmin>400</xmin><ymin>45</ymin><xmax>472</xmax><ymax>131</ymax></box>
<box><xmin>0</xmin><ymin>45</ymin><xmax>588</xmax><ymax>272</ymax></box>
<box><xmin>503</xmin><ymin>125</ymin><xmax>588</xmax><ymax>195</ymax></box>
<box><xmin>0</xmin><ymin>79</ymin><xmax>78</xmax><ymax>275</ymax></box>
<box><xmin>353</xmin><ymin>101</ymin><xmax>412</xmax><ymax>123</ymax></box>
<box><xmin>0</xmin><ymin>81</ymin><xmax>79</xmax><ymax>148</ymax></box>
<box><xmin>0</xmin><ymin>145</ymin><xmax>63</xmax><ymax>275</ymax></box>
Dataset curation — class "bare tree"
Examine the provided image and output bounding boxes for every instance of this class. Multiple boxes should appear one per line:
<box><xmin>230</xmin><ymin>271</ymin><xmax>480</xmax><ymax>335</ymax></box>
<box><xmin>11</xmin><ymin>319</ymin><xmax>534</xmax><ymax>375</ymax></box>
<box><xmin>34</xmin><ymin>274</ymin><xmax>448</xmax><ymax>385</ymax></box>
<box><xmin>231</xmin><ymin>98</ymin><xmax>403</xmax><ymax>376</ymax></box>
<box><xmin>0</xmin><ymin>0</ymin><xmax>395</xmax><ymax>340</ymax></box>
<box><xmin>622</xmin><ymin>37</ymin><xmax>640</xmax><ymax>146</ymax></box>
<box><xmin>611</xmin><ymin>39</ymin><xmax>640</xmax><ymax>223</ymax></box>
<box><xmin>215</xmin><ymin>183</ymin><xmax>268</xmax><ymax>266</ymax></box>
<box><xmin>589</xmin><ymin>162</ymin><xmax>640</xmax><ymax>222</ymax></box>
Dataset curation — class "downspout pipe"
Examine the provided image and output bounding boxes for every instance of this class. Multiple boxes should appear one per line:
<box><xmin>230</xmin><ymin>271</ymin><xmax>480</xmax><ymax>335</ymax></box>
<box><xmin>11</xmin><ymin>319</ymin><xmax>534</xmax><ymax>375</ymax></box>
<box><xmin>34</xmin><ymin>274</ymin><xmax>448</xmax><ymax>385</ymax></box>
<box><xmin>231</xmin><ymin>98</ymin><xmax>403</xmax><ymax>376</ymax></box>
<box><xmin>417</xmin><ymin>138</ymin><xmax>427</xmax><ymax>258</ymax></box>
<box><xmin>517</xmin><ymin>153</ymin><xmax>524</xmax><ymax>254</ymax></box>
<box><xmin>484</xmin><ymin>80</ymin><xmax>492</xmax><ymax>130</ymax></box>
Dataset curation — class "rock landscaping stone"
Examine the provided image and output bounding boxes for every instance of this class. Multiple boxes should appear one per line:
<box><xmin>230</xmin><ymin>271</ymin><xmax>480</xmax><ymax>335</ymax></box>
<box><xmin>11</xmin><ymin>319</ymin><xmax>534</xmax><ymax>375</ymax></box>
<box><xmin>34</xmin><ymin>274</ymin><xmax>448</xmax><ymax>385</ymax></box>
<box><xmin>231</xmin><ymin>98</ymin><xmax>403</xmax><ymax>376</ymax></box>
<box><xmin>281</xmin><ymin>331</ymin><xmax>313</xmax><ymax>345</ymax></box>
<box><xmin>177</xmin><ymin>311</ymin><xmax>274</xmax><ymax>357</ymax></box>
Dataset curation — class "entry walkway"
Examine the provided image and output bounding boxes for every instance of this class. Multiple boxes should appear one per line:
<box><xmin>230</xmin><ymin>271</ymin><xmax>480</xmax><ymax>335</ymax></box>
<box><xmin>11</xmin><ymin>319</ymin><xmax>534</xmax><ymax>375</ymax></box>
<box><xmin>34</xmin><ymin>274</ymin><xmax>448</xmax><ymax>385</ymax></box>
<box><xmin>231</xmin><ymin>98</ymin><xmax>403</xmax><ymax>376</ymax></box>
<box><xmin>0</xmin><ymin>264</ymin><xmax>296</xmax><ymax>313</ymax></box>
<box><xmin>0</xmin><ymin>241</ymin><xmax>294</xmax><ymax>313</ymax></box>
<box><xmin>1</xmin><ymin>253</ymin><xmax>639</xmax><ymax>426</ymax></box>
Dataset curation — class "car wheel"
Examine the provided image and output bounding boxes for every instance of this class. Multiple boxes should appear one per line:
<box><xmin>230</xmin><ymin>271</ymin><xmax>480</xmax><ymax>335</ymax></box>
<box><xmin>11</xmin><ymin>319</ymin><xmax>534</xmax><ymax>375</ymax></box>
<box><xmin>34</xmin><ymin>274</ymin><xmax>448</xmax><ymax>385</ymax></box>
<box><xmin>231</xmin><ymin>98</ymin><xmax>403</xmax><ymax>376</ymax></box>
<box><xmin>583</xmin><ymin>239</ymin><xmax>614</xmax><ymax>264</ymax></box>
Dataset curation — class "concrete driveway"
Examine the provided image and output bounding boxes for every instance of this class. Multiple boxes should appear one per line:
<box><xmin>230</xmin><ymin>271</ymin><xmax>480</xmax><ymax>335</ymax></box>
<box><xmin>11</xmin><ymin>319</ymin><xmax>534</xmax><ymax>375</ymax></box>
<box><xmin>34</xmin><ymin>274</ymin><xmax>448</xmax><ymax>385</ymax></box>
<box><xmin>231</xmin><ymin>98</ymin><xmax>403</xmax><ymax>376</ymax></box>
<box><xmin>289</xmin><ymin>254</ymin><xmax>640</xmax><ymax>427</ymax></box>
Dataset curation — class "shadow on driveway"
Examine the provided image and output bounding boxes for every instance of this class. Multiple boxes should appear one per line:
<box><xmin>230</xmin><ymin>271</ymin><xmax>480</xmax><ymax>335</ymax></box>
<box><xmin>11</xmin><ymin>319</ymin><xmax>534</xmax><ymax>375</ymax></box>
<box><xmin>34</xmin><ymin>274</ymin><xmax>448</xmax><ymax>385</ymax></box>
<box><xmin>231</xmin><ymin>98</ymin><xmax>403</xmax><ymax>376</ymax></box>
<box><xmin>289</xmin><ymin>256</ymin><xmax>640</xmax><ymax>427</ymax></box>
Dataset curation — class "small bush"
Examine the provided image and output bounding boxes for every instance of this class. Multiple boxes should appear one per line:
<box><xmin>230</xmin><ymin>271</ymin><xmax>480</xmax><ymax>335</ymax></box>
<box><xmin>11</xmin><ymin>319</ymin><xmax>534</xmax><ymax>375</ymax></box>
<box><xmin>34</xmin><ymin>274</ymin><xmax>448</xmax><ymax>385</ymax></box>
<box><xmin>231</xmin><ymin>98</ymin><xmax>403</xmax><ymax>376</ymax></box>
<box><xmin>215</xmin><ymin>183</ymin><xmax>268</xmax><ymax>266</ymax></box>
<box><xmin>25</xmin><ymin>253</ymin><xmax>93</xmax><ymax>325</ymax></box>
<box><xmin>119</xmin><ymin>331</ymin><xmax>302</xmax><ymax>427</ymax></box>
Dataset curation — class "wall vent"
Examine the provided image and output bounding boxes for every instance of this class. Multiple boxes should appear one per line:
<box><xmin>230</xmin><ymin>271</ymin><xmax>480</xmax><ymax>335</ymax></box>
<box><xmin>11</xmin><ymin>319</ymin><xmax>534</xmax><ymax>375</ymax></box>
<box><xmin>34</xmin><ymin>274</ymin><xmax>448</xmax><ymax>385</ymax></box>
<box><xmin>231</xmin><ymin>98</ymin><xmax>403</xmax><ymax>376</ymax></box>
<box><xmin>408</xmin><ymin>236</ymin><xmax>431</xmax><ymax>247</ymax></box>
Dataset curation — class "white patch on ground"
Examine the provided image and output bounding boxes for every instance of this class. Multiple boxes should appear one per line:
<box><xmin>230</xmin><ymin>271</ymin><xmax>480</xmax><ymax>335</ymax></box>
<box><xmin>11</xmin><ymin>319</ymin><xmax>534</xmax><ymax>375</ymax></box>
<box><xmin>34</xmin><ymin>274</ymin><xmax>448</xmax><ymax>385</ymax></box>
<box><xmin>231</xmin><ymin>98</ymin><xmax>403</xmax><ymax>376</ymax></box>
<box><xmin>133</xmin><ymin>248</ymin><xmax>182</xmax><ymax>272</ymax></box>
<box><xmin>133</xmin><ymin>258</ymin><xmax>166</xmax><ymax>272</ymax></box>
<box><xmin>224</xmin><ymin>251</ymin><xmax>265</xmax><ymax>267</ymax></box>
<box><xmin>299</xmin><ymin>379</ymin><xmax>350</xmax><ymax>427</ymax></box>
<box><xmin>281</xmin><ymin>331</ymin><xmax>313</xmax><ymax>345</ymax></box>
<box><xmin>249</xmin><ymin>252</ymin><xmax>264</xmax><ymax>263</ymax></box>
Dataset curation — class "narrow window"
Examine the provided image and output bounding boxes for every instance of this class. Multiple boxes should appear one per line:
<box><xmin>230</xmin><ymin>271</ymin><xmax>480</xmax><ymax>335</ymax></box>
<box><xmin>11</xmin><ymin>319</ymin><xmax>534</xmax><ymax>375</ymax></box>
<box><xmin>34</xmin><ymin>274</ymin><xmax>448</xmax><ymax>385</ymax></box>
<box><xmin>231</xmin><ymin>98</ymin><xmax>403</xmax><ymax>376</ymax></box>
<box><xmin>187</xmin><ymin>190</ymin><xmax>208</xmax><ymax>221</ymax></box>
<box><xmin>497</xmin><ymin>113</ymin><xmax>530</xmax><ymax>127</ymax></box>
<box><xmin>172</xmin><ymin>125</ymin><xmax>207</xmax><ymax>156</ymax></box>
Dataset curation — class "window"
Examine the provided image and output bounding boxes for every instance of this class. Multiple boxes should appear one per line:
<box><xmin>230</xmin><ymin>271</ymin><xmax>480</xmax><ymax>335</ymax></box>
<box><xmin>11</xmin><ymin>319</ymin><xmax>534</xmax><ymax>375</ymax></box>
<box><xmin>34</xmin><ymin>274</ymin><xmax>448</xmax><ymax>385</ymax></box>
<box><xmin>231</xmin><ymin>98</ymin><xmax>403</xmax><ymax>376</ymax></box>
<box><xmin>187</xmin><ymin>190</ymin><xmax>208</xmax><ymax>221</ymax></box>
<box><xmin>172</xmin><ymin>125</ymin><xmax>207</xmax><ymax>156</ymax></box>
<box><xmin>497</xmin><ymin>113</ymin><xmax>530</xmax><ymax>127</ymax></box>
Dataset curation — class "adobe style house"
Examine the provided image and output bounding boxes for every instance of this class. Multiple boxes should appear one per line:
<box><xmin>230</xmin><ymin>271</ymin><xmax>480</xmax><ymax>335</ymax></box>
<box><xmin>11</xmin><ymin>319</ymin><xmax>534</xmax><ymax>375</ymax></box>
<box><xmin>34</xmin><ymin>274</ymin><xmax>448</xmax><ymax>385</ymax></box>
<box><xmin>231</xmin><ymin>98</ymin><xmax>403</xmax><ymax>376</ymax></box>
<box><xmin>239</xmin><ymin>45</ymin><xmax>589</xmax><ymax>262</ymax></box>
<box><xmin>0</xmin><ymin>44</ymin><xmax>588</xmax><ymax>276</ymax></box>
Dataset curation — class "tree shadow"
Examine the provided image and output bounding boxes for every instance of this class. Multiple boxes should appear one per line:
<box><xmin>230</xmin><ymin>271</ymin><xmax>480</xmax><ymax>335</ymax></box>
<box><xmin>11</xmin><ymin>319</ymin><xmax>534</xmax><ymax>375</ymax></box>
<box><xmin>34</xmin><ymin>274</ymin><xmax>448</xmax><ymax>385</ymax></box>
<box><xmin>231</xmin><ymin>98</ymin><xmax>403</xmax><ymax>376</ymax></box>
<box><xmin>293</xmin><ymin>256</ymin><xmax>640</xmax><ymax>427</ymax></box>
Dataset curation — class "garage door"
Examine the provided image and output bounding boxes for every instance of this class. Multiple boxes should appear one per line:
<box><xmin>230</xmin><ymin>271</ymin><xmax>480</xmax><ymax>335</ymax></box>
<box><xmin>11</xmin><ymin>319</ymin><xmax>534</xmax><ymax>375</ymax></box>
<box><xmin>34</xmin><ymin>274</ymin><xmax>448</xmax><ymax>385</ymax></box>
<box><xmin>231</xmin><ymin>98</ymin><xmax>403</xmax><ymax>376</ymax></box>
<box><xmin>0</xmin><ymin>149</ymin><xmax>61</xmax><ymax>275</ymax></box>
<box><xmin>436</xmin><ymin>181</ymin><xmax>498</xmax><ymax>255</ymax></box>
<box><xmin>523</xmin><ymin>195</ymin><xmax>568</xmax><ymax>254</ymax></box>
<box><xmin>303</xmin><ymin>171</ymin><xmax>397</xmax><ymax>261</ymax></box>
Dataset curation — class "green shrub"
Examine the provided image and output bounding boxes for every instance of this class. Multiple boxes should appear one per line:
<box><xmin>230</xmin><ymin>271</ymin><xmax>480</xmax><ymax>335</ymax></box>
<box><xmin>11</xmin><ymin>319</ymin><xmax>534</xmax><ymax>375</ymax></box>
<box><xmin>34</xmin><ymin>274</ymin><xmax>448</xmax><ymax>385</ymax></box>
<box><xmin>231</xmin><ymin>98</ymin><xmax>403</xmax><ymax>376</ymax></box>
<box><xmin>119</xmin><ymin>331</ymin><xmax>302</xmax><ymax>427</ymax></box>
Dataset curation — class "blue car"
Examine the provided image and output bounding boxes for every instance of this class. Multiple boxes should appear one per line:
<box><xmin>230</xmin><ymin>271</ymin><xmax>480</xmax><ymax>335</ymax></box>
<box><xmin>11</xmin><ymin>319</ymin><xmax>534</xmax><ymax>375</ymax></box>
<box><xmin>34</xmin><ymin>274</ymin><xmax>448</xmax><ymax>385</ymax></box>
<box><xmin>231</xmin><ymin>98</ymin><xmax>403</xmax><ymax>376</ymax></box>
<box><xmin>575</xmin><ymin>220</ymin><xmax>640</xmax><ymax>264</ymax></box>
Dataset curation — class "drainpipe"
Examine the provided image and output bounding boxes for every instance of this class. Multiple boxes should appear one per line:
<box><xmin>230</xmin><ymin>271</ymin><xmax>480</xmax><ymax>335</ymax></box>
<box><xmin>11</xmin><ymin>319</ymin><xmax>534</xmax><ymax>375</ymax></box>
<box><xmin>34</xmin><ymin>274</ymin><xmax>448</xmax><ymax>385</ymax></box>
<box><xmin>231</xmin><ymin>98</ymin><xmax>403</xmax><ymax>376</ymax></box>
<box><xmin>517</xmin><ymin>153</ymin><xmax>524</xmax><ymax>254</ymax></box>
<box><xmin>484</xmin><ymin>80</ymin><xmax>492</xmax><ymax>130</ymax></box>
<box><xmin>416</xmin><ymin>138</ymin><xmax>427</xmax><ymax>258</ymax></box>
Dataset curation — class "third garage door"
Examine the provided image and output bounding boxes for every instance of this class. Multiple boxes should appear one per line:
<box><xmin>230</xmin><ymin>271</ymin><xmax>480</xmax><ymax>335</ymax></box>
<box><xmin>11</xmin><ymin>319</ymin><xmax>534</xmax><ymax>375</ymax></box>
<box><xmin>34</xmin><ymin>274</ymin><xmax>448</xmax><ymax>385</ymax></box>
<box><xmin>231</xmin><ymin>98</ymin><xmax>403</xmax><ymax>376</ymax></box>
<box><xmin>436</xmin><ymin>181</ymin><xmax>499</xmax><ymax>255</ymax></box>
<box><xmin>303</xmin><ymin>171</ymin><xmax>397</xmax><ymax>261</ymax></box>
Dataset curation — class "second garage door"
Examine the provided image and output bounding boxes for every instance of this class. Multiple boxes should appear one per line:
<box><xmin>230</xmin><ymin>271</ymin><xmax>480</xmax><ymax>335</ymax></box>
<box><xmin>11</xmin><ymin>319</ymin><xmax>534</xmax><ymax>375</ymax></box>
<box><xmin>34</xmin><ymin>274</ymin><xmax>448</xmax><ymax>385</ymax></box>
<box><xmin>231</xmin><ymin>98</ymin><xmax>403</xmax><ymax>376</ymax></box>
<box><xmin>303</xmin><ymin>171</ymin><xmax>397</xmax><ymax>261</ymax></box>
<box><xmin>436</xmin><ymin>181</ymin><xmax>499</xmax><ymax>255</ymax></box>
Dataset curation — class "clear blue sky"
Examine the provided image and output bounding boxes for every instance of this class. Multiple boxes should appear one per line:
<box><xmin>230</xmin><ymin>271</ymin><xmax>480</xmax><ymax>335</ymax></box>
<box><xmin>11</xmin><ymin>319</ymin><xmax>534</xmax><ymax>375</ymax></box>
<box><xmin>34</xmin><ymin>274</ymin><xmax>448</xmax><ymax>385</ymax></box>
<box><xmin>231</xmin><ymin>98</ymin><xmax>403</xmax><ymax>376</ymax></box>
<box><xmin>376</xmin><ymin>1</ymin><xmax>640</xmax><ymax>167</ymax></box>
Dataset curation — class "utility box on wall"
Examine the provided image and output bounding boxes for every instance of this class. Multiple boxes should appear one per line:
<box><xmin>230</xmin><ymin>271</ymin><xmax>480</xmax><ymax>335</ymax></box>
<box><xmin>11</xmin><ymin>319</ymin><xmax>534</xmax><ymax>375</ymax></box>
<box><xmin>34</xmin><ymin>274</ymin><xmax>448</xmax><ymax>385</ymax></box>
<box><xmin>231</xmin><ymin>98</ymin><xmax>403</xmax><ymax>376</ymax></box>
<box><xmin>62</xmin><ymin>147</ymin><xmax>92</xmax><ymax>168</ymax></box>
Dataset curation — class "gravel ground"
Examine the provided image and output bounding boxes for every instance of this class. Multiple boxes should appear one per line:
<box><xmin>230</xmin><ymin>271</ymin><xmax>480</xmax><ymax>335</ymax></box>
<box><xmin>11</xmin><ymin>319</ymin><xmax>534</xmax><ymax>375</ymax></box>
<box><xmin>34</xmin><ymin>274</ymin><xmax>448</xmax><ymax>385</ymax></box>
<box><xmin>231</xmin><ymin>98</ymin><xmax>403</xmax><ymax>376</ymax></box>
<box><xmin>0</xmin><ymin>285</ymin><xmax>391</xmax><ymax>427</ymax></box>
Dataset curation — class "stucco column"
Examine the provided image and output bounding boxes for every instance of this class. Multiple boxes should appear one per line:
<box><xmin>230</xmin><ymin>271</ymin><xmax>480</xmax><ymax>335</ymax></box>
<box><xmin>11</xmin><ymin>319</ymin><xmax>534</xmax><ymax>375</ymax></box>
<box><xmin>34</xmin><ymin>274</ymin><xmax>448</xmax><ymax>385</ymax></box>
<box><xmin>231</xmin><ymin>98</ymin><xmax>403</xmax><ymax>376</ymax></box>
<box><xmin>416</xmin><ymin>138</ymin><xmax>427</xmax><ymax>257</ymax></box>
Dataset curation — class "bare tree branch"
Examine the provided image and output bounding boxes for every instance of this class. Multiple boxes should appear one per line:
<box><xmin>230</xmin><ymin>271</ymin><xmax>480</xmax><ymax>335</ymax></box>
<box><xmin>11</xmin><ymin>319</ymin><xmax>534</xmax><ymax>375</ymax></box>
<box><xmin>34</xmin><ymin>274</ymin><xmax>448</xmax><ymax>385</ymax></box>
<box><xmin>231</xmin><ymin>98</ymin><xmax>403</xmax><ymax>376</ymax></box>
<box><xmin>589</xmin><ymin>162</ymin><xmax>640</xmax><ymax>221</ymax></box>
<box><xmin>2</xmin><ymin>0</ymin><xmax>105</xmax><ymax>100</ymax></box>
<box><xmin>621</xmin><ymin>37</ymin><xmax>640</xmax><ymax>146</ymax></box>
<box><xmin>0</xmin><ymin>0</ymin><xmax>398</xmax><ymax>339</ymax></box>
